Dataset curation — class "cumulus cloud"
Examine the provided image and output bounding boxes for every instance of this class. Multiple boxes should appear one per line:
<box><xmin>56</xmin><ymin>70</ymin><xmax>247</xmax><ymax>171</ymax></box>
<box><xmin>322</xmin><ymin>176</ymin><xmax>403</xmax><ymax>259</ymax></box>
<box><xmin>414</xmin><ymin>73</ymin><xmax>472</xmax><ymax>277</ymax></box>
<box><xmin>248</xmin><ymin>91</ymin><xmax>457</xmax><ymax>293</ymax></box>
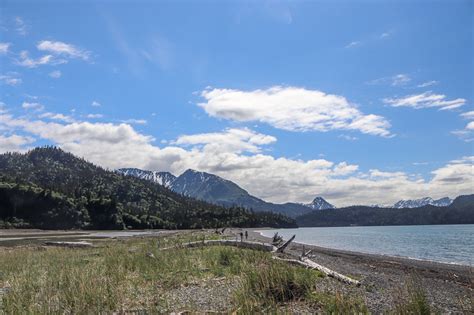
<box><xmin>384</xmin><ymin>91</ymin><xmax>466</xmax><ymax>110</ymax></box>
<box><xmin>0</xmin><ymin>111</ymin><xmax>471</xmax><ymax>206</ymax></box>
<box><xmin>174</xmin><ymin>128</ymin><xmax>276</xmax><ymax>154</ymax></box>
<box><xmin>0</xmin><ymin>134</ymin><xmax>35</xmax><ymax>153</ymax></box>
<box><xmin>0</xmin><ymin>43</ymin><xmax>10</xmax><ymax>54</ymax></box>
<box><xmin>199</xmin><ymin>86</ymin><xmax>391</xmax><ymax>137</ymax></box>
<box><xmin>37</xmin><ymin>40</ymin><xmax>90</xmax><ymax>61</ymax></box>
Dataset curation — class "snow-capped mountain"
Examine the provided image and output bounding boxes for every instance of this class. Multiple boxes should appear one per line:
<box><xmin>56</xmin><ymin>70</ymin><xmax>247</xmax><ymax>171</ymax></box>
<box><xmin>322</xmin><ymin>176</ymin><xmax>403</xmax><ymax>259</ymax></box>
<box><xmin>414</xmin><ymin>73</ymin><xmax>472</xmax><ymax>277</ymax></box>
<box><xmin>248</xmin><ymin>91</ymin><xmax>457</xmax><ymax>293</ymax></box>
<box><xmin>393</xmin><ymin>197</ymin><xmax>453</xmax><ymax>209</ymax></box>
<box><xmin>117</xmin><ymin>168</ymin><xmax>176</xmax><ymax>188</ymax></box>
<box><xmin>305</xmin><ymin>197</ymin><xmax>335</xmax><ymax>210</ymax></box>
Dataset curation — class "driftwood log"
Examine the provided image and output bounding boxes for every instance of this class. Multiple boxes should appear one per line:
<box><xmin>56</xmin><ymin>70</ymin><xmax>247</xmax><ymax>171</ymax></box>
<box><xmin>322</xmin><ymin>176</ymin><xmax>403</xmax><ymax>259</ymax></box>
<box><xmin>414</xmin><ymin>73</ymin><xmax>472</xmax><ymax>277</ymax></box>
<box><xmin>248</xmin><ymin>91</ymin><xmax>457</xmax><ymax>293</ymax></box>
<box><xmin>273</xmin><ymin>256</ymin><xmax>360</xmax><ymax>286</ymax></box>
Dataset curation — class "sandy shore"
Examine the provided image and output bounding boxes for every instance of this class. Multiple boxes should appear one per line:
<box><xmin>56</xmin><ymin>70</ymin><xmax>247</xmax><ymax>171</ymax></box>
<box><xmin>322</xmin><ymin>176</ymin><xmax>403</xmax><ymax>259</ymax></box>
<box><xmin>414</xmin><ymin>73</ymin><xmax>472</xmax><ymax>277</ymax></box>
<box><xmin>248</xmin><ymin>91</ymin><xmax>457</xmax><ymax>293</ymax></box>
<box><xmin>245</xmin><ymin>228</ymin><xmax>473</xmax><ymax>313</ymax></box>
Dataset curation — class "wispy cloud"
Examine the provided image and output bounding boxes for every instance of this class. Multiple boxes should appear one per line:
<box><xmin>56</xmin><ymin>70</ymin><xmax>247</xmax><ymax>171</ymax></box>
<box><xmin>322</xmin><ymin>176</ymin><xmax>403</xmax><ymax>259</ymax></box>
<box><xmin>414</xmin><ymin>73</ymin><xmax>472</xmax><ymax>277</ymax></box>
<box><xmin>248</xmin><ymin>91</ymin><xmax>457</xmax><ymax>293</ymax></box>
<box><xmin>460</xmin><ymin>111</ymin><xmax>474</xmax><ymax>120</ymax></box>
<box><xmin>345</xmin><ymin>41</ymin><xmax>361</xmax><ymax>48</ymax></box>
<box><xmin>16</xmin><ymin>50</ymin><xmax>66</xmax><ymax>68</ymax></box>
<box><xmin>383</xmin><ymin>91</ymin><xmax>466</xmax><ymax>110</ymax></box>
<box><xmin>0</xmin><ymin>73</ymin><xmax>22</xmax><ymax>86</ymax></box>
<box><xmin>37</xmin><ymin>40</ymin><xmax>91</xmax><ymax>61</ymax></box>
<box><xmin>86</xmin><ymin>114</ymin><xmax>104</xmax><ymax>119</ymax></box>
<box><xmin>91</xmin><ymin>101</ymin><xmax>101</xmax><ymax>107</ymax></box>
<box><xmin>39</xmin><ymin>112</ymin><xmax>75</xmax><ymax>123</ymax></box>
<box><xmin>15</xmin><ymin>17</ymin><xmax>28</xmax><ymax>36</ymax></box>
<box><xmin>0</xmin><ymin>43</ymin><xmax>10</xmax><ymax>54</ymax></box>
<box><xmin>199</xmin><ymin>86</ymin><xmax>392</xmax><ymax>137</ymax></box>
<box><xmin>49</xmin><ymin>70</ymin><xmax>62</xmax><ymax>79</ymax></box>
<box><xmin>417</xmin><ymin>80</ymin><xmax>438</xmax><ymax>88</ymax></box>
<box><xmin>22</xmin><ymin>101</ymin><xmax>44</xmax><ymax>111</ymax></box>
<box><xmin>367</xmin><ymin>73</ymin><xmax>411</xmax><ymax>86</ymax></box>
<box><xmin>120</xmin><ymin>118</ymin><xmax>147</xmax><ymax>125</ymax></box>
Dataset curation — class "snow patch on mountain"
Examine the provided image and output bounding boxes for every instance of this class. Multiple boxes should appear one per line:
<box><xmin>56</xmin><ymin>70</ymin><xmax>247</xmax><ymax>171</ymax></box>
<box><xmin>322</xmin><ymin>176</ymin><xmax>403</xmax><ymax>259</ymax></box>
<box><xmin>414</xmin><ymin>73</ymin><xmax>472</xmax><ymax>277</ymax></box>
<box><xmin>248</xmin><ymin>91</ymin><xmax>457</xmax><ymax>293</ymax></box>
<box><xmin>393</xmin><ymin>197</ymin><xmax>453</xmax><ymax>208</ymax></box>
<box><xmin>117</xmin><ymin>168</ymin><xmax>176</xmax><ymax>188</ymax></box>
<box><xmin>305</xmin><ymin>197</ymin><xmax>335</xmax><ymax>210</ymax></box>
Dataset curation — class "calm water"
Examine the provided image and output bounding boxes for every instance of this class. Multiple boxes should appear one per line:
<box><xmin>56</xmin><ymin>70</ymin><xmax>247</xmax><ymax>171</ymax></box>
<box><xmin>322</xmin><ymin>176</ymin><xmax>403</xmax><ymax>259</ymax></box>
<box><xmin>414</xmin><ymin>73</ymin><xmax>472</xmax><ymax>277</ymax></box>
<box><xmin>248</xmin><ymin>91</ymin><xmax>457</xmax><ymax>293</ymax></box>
<box><xmin>259</xmin><ymin>224</ymin><xmax>474</xmax><ymax>266</ymax></box>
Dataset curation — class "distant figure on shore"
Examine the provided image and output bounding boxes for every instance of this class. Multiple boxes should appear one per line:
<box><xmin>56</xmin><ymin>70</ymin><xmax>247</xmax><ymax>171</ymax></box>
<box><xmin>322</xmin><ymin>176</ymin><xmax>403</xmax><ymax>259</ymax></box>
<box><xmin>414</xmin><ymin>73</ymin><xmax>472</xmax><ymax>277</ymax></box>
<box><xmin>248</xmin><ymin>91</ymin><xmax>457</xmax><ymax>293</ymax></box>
<box><xmin>245</xmin><ymin>231</ymin><xmax>248</xmax><ymax>240</ymax></box>
<box><xmin>239</xmin><ymin>232</ymin><xmax>243</xmax><ymax>241</ymax></box>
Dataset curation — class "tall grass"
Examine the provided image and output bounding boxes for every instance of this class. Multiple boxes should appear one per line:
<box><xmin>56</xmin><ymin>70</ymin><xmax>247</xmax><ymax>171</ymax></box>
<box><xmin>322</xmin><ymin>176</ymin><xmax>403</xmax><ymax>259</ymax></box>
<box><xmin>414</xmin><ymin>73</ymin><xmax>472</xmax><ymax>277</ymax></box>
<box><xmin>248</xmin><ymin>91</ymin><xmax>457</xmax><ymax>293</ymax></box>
<box><xmin>0</xmin><ymin>233</ymin><xmax>368</xmax><ymax>313</ymax></box>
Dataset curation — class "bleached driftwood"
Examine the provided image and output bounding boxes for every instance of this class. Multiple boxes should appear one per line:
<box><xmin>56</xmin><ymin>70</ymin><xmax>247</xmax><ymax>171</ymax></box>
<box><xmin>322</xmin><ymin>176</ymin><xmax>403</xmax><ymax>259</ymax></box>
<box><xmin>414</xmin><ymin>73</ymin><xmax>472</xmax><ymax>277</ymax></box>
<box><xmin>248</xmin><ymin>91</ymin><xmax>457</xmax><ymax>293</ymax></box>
<box><xmin>160</xmin><ymin>239</ymin><xmax>277</xmax><ymax>252</ymax></box>
<box><xmin>273</xmin><ymin>256</ymin><xmax>360</xmax><ymax>286</ymax></box>
<box><xmin>276</xmin><ymin>234</ymin><xmax>295</xmax><ymax>253</ymax></box>
<box><xmin>44</xmin><ymin>241</ymin><xmax>94</xmax><ymax>248</ymax></box>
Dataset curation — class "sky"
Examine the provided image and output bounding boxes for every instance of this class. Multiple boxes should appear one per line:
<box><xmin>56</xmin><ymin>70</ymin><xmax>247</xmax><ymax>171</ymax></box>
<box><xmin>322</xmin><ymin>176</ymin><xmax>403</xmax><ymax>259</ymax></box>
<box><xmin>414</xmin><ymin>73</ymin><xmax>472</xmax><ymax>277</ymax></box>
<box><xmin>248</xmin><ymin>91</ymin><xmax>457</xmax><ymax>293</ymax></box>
<box><xmin>0</xmin><ymin>0</ymin><xmax>473</xmax><ymax>206</ymax></box>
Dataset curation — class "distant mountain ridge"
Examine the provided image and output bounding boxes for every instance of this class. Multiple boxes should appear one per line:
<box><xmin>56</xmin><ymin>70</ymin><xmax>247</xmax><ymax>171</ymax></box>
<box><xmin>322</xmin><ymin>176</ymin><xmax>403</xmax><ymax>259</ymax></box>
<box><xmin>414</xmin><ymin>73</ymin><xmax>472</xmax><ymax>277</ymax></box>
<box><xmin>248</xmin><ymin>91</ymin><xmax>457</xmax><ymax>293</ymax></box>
<box><xmin>393</xmin><ymin>197</ymin><xmax>453</xmax><ymax>208</ymax></box>
<box><xmin>296</xmin><ymin>195</ymin><xmax>474</xmax><ymax>227</ymax></box>
<box><xmin>118</xmin><ymin>167</ymin><xmax>330</xmax><ymax>217</ymax></box>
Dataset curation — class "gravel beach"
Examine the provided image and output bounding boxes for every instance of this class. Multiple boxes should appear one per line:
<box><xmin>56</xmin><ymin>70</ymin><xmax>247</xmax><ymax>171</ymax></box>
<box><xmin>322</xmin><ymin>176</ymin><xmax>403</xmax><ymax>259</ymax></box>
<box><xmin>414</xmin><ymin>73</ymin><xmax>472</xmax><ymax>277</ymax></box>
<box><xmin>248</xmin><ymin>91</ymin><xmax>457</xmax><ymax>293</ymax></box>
<box><xmin>245</xmin><ymin>228</ymin><xmax>473</xmax><ymax>313</ymax></box>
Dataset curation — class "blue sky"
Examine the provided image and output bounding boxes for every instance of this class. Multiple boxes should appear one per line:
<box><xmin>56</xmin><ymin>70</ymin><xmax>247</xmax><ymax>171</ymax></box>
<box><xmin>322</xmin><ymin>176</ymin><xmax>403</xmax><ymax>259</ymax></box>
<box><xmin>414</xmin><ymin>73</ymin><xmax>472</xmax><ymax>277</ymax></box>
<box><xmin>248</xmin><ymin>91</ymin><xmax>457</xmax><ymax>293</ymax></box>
<box><xmin>0</xmin><ymin>0</ymin><xmax>473</xmax><ymax>206</ymax></box>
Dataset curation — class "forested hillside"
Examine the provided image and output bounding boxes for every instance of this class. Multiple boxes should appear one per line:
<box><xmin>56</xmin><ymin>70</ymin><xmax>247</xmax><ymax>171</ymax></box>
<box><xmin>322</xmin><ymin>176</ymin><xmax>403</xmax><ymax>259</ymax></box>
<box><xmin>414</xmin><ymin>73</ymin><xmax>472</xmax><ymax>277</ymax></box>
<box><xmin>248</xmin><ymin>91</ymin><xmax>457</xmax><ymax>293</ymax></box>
<box><xmin>296</xmin><ymin>195</ymin><xmax>474</xmax><ymax>227</ymax></box>
<box><xmin>0</xmin><ymin>147</ymin><xmax>297</xmax><ymax>229</ymax></box>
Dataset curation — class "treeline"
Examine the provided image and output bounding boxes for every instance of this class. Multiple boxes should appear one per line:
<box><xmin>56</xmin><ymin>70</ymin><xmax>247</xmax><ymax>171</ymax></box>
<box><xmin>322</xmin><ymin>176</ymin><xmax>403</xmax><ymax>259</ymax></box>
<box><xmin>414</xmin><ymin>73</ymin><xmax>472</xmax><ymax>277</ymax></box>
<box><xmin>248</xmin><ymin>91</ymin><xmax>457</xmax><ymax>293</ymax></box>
<box><xmin>0</xmin><ymin>147</ymin><xmax>296</xmax><ymax>229</ymax></box>
<box><xmin>296</xmin><ymin>195</ymin><xmax>474</xmax><ymax>227</ymax></box>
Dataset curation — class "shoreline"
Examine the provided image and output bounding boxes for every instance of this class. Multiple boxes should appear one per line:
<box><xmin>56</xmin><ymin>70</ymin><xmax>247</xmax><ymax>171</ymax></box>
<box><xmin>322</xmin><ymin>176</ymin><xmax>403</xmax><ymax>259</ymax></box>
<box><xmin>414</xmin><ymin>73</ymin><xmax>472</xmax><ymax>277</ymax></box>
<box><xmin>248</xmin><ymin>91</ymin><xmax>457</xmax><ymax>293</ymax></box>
<box><xmin>242</xmin><ymin>228</ymin><xmax>473</xmax><ymax>313</ymax></box>
<box><xmin>254</xmin><ymin>229</ymin><xmax>473</xmax><ymax>268</ymax></box>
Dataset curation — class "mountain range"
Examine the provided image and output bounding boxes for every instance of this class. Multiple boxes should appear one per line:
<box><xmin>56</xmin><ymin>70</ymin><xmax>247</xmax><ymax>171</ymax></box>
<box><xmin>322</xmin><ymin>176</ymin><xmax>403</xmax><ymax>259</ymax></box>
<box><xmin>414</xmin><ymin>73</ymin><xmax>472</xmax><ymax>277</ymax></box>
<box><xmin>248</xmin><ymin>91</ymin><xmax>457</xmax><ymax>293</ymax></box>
<box><xmin>117</xmin><ymin>167</ymin><xmax>457</xmax><ymax>215</ymax></box>
<box><xmin>117</xmin><ymin>168</ymin><xmax>324</xmax><ymax>217</ymax></box>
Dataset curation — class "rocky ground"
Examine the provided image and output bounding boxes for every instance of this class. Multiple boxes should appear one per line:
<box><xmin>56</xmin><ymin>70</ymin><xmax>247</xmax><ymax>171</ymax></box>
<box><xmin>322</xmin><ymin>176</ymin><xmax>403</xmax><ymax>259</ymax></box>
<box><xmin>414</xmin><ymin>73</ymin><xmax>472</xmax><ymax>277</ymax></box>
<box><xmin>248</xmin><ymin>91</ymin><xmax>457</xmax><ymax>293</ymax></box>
<box><xmin>245</xmin><ymin>228</ymin><xmax>473</xmax><ymax>313</ymax></box>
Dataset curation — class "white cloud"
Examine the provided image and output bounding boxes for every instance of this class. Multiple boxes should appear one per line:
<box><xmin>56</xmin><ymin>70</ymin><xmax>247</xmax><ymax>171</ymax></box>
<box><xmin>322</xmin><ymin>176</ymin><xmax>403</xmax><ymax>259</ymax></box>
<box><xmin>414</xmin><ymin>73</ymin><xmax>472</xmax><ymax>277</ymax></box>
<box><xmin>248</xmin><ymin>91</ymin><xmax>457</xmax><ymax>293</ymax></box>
<box><xmin>37</xmin><ymin>40</ymin><xmax>91</xmax><ymax>61</ymax></box>
<box><xmin>417</xmin><ymin>80</ymin><xmax>438</xmax><ymax>88</ymax></box>
<box><xmin>0</xmin><ymin>134</ymin><xmax>35</xmax><ymax>153</ymax></box>
<box><xmin>380</xmin><ymin>32</ymin><xmax>390</xmax><ymax>39</ymax></box>
<box><xmin>91</xmin><ymin>101</ymin><xmax>101</xmax><ymax>107</ymax></box>
<box><xmin>199</xmin><ymin>86</ymin><xmax>391</xmax><ymax>137</ymax></box>
<box><xmin>39</xmin><ymin>112</ymin><xmax>75</xmax><ymax>123</ymax></box>
<box><xmin>21</xmin><ymin>102</ymin><xmax>44</xmax><ymax>111</ymax></box>
<box><xmin>466</xmin><ymin>121</ymin><xmax>474</xmax><ymax>130</ymax></box>
<box><xmin>0</xmin><ymin>43</ymin><xmax>10</xmax><ymax>54</ymax></box>
<box><xmin>384</xmin><ymin>91</ymin><xmax>466</xmax><ymax>110</ymax></box>
<box><xmin>338</xmin><ymin>134</ymin><xmax>358</xmax><ymax>141</ymax></box>
<box><xmin>391</xmin><ymin>74</ymin><xmax>411</xmax><ymax>86</ymax></box>
<box><xmin>0</xmin><ymin>73</ymin><xmax>22</xmax><ymax>86</ymax></box>
<box><xmin>0</xmin><ymin>112</ymin><xmax>471</xmax><ymax>206</ymax></box>
<box><xmin>49</xmin><ymin>70</ymin><xmax>62</xmax><ymax>78</ymax></box>
<box><xmin>120</xmin><ymin>119</ymin><xmax>147</xmax><ymax>125</ymax></box>
<box><xmin>345</xmin><ymin>41</ymin><xmax>361</xmax><ymax>48</ymax></box>
<box><xmin>367</xmin><ymin>74</ymin><xmax>411</xmax><ymax>86</ymax></box>
<box><xmin>15</xmin><ymin>17</ymin><xmax>28</xmax><ymax>36</ymax></box>
<box><xmin>86</xmin><ymin>114</ymin><xmax>104</xmax><ymax>119</ymax></box>
<box><xmin>16</xmin><ymin>50</ymin><xmax>67</xmax><ymax>68</ymax></box>
<box><xmin>460</xmin><ymin>111</ymin><xmax>474</xmax><ymax>120</ymax></box>
<box><xmin>174</xmin><ymin>128</ymin><xmax>276</xmax><ymax>154</ymax></box>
